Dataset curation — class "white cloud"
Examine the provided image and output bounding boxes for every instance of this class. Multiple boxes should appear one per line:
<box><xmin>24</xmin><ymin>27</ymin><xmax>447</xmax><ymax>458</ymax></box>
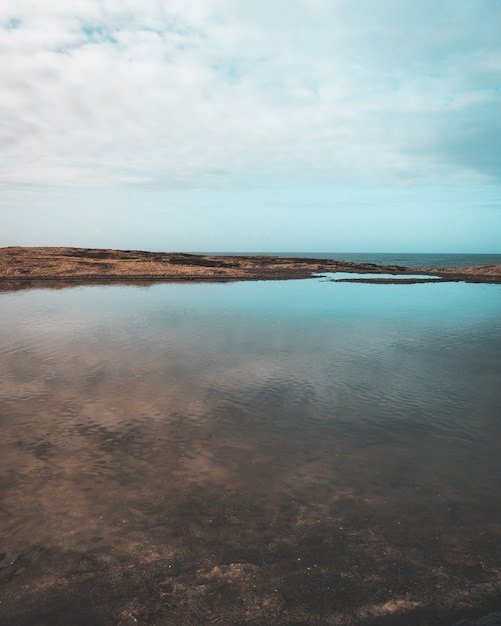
<box><xmin>1</xmin><ymin>0</ymin><xmax>500</xmax><ymax>190</ymax></box>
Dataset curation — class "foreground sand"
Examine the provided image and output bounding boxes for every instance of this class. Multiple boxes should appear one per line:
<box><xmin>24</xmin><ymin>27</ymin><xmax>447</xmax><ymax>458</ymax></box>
<box><xmin>1</xmin><ymin>246</ymin><xmax>501</xmax><ymax>286</ymax></box>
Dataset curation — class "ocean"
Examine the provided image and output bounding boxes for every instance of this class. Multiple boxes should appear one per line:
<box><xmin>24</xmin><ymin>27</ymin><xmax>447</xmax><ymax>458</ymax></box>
<box><xmin>1</xmin><ymin>276</ymin><xmax>500</xmax><ymax>625</ymax></box>
<box><xmin>201</xmin><ymin>252</ymin><xmax>501</xmax><ymax>268</ymax></box>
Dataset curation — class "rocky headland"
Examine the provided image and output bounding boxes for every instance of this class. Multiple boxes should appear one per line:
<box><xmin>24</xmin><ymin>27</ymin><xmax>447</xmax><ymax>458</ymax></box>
<box><xmin>1</xmin><ymin>246</ymin><xmax>500</xmax><ymax>288</ymax></box>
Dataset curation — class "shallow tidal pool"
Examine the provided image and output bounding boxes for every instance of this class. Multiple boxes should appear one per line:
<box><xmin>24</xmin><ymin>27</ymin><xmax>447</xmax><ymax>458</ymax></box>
<box><xmin>1</xmin><ymin>278</ymin><xmax>501</xmax><ymax>625</ymax></box>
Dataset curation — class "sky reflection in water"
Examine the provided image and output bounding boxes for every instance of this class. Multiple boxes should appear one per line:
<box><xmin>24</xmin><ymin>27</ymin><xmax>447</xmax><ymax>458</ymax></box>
<box><xmin>1</xmin><ymin>278</ymin><xmax>501</xmax><ymax>625</ymax></box>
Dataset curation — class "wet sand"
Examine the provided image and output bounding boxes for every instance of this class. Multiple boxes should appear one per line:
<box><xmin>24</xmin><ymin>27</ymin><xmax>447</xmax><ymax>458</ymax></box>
<box><xmin>1</xmin><ymin>246</ymin><xmax>501</xmax><ymax>286</ymax></box>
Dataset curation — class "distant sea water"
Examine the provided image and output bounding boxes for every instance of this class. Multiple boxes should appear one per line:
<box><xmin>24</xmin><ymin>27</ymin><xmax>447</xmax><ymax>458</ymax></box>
<box><xmin>199</xmin><ymin>252</ymin><xmax>501</xmax><ymax>268</ymax></box>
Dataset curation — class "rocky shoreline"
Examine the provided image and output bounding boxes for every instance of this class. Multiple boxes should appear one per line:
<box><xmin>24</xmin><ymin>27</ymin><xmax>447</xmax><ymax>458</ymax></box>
<box><xmin>1</xmin><ymin>246</ymin><xmax>500</xmax><ymax>287</ymax></box>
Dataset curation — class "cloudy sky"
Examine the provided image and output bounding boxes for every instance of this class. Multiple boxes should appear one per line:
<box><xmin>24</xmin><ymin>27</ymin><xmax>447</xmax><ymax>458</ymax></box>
<box><xmin>1</xmin><ymin>0</ymin><xmax>500</xmax><ymax>252</ymax></box>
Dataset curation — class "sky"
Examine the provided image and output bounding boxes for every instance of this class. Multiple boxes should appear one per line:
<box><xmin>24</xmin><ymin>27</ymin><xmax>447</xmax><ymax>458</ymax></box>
<box><xmin>1</xmin><ymin>0</ymin><xmax>501</xmax><ymax>253</ymax></box>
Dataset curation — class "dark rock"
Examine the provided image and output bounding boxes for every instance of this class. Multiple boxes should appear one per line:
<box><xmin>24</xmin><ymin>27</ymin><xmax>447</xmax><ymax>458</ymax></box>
<box><xmin>454</xmin><ymin>613</ymin><xmax>501</xmax><ymax>626</ymax></box>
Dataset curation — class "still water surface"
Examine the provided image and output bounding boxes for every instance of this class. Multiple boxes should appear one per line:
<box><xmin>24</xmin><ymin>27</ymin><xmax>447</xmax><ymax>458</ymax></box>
<box><xmin>1</xmin><ymin>279</ymin><xmax>501</xmax><ymax>625</ymax></box>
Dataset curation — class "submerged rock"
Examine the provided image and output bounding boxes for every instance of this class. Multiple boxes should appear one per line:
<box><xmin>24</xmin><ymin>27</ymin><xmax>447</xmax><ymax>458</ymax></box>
<box><xmin>454</xmin><ymin>613</ymin><xmax>501</xmax><ymax>626</ymax></box>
